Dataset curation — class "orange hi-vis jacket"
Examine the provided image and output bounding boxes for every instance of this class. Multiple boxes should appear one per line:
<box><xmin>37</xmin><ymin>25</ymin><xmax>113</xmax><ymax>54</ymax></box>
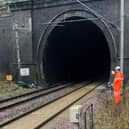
<box><xmin>113</xmin><ymin>71</ymin><xmax>124</xmax><ymax>104</ymax></box>
<box><xmin>113</xmin><ymin>71</ymin><xmax>124</xmax><ymax>91</ymax></box>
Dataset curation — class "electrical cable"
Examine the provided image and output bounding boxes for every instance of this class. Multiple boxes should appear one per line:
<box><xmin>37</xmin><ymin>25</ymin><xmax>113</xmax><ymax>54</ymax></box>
<box><xmin>4</xmin><ymin>0</ymin><xmax>122</xmax><ymax>31</ymax></box>
<box><xmin>41</xmin><ymin>17</ymin><xmax>101</xmax><ymax>25</ymax></box>
<box><xmin>76</xmin><ymin>0</ymin><xmax>120</xmax><ymax>30</ymax></box>
<box><xmin>36</xmin><ymin>0</ymin><xmax>120</xmax><ymax>31</ymax></box>
<box><xmin>75</xmin><ymin>0</ymin><xmax>118</xmax><ymax>57</ymax></box>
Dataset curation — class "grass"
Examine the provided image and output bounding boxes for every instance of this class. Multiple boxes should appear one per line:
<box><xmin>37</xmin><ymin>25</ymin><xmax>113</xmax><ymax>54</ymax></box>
<box><xmin>0</xmin><ymin>81</ymin><xmax>33</xmax><ymax>96</ymax></box>
<box><xmin>0</xmin><ymin>72</ymin><xmax>34</xmax><ymax>96</ymax></box>
<box><xmin>95</xmin><ymin>83</ymin><xmax>129</xmax><ymax>129</ymax></box>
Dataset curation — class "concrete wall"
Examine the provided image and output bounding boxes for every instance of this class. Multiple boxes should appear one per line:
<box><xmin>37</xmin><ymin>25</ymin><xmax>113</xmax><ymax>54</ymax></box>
<box><xmin>124</xmin><ymin>0</ymin><xmax>129</xmax><ymax>80</ymax></box>
<box><xmin>0</xmin><ymin>7</ymin><xmax>32</xmax><ymax>82</ymax></box>
<box><xmin>0</xmin><ymin>16</ymin><xmax>12</xmax><ymax>74</ymax></box>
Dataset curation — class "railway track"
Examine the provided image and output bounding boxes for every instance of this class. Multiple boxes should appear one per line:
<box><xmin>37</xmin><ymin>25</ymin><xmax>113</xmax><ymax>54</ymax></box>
<box><xmin>0</xmin><ymin>82</ymin><xmax>66</xmax><ymax>103</ymax></box>
<box><xmin>0</xmin><ymin>81</ymin><xmax>90</xmax><ymax>127</ymax></box>
<box><xmin>0</xmin><ymin>83</ymin><xmax>72</xmax><ymax>111</ymax></box>
<box><xmin>1</xmin><ymin>82</ymin><xmax>102</xmax><ymax>129</ymax></box>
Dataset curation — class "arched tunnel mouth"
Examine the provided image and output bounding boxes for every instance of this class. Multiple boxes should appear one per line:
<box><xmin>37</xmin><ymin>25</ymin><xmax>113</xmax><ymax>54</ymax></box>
<box><xmin>42</xmin><ymin>16</ymin><xmax>111</xmax><ymax>84</ymax></box>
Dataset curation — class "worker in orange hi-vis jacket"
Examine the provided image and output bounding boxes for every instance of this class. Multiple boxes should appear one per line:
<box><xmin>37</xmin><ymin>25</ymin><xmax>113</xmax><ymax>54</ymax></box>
<box><xmin>113</xmin><ymin>66</ymin><xmax>124</xmax><ymax>104</ymax></box>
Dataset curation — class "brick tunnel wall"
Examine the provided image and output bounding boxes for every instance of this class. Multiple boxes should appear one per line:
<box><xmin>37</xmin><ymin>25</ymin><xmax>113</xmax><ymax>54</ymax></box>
<box><xmin>0</xmin><ymin>0</ymin><xmax>129</xmax><ymax>82</ymax></box>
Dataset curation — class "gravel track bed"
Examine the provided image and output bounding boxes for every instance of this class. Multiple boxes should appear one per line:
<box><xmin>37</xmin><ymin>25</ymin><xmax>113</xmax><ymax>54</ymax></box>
<box><xmin>0</xmin><ymin>88</ymin><xmax>38</xmax><ymax>101</ymax></box>
<box><xmin>0</xmin><ymin>84</ymin><xmax>83</xmax><ymax>125</ymax></box>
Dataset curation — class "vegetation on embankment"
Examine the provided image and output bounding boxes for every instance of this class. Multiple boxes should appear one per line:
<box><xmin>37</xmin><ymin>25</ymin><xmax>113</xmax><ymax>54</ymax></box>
<box><xmin>95</xmin><ymin>83</ymin><xmax>129</xmax><ymax>129</ymax></box>
<box><xmin>0</xmin><ymin>81</ymin><xmax>33</xmax><ymax>96</ymax></box>
<box><xmin>0</xmin><ymin>73</ymin><xmax>33</xmax><ymax>97</ymax></box>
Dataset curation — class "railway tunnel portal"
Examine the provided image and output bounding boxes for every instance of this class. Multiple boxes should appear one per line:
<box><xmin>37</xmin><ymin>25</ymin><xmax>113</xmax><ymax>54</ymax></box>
<box><xmin>37</xmin><ymin>10</ymin><xmax>117</xmax><ymax>84</ymax></box>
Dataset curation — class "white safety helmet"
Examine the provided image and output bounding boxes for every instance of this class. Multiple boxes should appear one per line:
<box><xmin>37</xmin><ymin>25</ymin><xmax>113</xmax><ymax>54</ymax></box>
<box><xmin>115</xmin><ymin>66</ymin><xmax>120</xmax><ymax>70</ymax></box>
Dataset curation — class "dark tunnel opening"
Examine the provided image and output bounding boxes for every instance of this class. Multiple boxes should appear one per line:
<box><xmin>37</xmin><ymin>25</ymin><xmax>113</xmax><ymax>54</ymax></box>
<box><xmin>43</xmin><ymin>17</ymin><xmax>111</xmax><ymax>83</ymax></box>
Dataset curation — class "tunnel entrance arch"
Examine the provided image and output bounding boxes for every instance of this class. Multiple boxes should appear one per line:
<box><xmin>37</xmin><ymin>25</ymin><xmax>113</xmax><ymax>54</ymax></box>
<box><xmin>37</xmin><ymin>9</ymin><xmax>117</xmax><ymax>84</ymax></box>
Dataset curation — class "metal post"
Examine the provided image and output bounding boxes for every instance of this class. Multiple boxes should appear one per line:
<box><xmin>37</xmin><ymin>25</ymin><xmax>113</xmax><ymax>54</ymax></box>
<box><xmin>15</xmin><ymin>23</ymin><xmax>21</xmax><ymax>81</ymax></box>
<box><xmin>73</xmin><ymin>124</ymin><xmax>79</xmax><ymax>129</ymax></box>
<box><xmin>120</xmin><ymin>0</ymin><xmax>125</xmax><ymax>105</ymax></box>
<box><xmin>84</xmin><ymin>111</ymin><xmax>87</xmax><ymax>129</ymax></box>
<box><xmin>91</xmin><ymin>104</ymin><xmax>94</xmax><ymax>129</ymax></box>
<box><xmin>120</xmin><ymin>0</ymin><xmax>125</xmax><ymax>73</ymax></box>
